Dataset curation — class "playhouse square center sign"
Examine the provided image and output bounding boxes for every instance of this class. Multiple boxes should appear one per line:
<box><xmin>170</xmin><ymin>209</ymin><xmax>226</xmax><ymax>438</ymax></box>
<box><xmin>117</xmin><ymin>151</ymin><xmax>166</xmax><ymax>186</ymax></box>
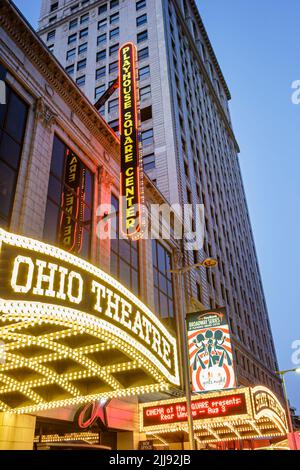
<box><xmin>0</xmin><ymin>229</ymin><xmax>179</xmax><ymax>386</ymax></box>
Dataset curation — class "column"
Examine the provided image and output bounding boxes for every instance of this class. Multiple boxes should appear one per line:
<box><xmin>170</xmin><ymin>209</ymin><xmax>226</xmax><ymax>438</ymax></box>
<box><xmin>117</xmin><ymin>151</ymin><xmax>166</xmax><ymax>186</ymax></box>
<box><xmin>0</xmin><ymin>413</ymin><xmax>36</xmax><ymax>450</ymax></box>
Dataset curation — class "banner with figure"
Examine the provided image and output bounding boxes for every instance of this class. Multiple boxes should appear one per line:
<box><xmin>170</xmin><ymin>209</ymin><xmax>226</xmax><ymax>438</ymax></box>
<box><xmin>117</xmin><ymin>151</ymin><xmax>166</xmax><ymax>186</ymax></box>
<box><xmin>187</xmin><ymin>308</ymin><xmax>236</xmax><ymax>392</ymax></box>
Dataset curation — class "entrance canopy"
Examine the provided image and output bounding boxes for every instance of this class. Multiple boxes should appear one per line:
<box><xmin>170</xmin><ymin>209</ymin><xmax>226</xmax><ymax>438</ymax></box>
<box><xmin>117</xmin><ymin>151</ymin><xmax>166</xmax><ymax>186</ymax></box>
<box><xmin>140</xmin><ymin>386</ymin><xmax>288</xmax><ymax>444</ymax></box>
<box><xmin>0</xmin><ymin>229</ymin><xmax>179</xmax><ymax>413</ymax></box>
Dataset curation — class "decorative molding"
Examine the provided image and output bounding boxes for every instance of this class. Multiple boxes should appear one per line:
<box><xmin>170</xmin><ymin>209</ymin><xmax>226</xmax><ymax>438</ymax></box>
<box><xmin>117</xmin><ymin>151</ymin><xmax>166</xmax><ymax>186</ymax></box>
<box><xmin>0</xmin><ymin>0</ymin><xmax>119</xmax><ymax>159</ymax></box>
<box><xmin>98</xmin><ymin>165</ymin><xmax>114</xmax><ymax>188</ymax></box>
<box><xmin>36</xmin><ymin>97</ymin><xmax>57</xmax><ymax>127</ymax></box>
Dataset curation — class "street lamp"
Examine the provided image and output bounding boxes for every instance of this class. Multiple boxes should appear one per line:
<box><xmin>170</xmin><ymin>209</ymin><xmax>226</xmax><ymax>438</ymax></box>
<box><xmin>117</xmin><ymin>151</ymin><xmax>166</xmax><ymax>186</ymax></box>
<box><xmin>169</xmin><ymin>257</ymin><xmax>218</xmax><ymax>450</ymax></box>
<box><xmin>275</xmin><ymin>368</ymin><xmax>300</xmax><ymax>450</ymax></box>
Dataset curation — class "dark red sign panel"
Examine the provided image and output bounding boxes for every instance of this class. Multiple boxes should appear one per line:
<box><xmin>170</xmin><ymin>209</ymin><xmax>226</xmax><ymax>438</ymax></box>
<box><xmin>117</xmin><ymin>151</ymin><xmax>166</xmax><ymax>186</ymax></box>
<box><xmin>59</xmin><ymin>149</ymin><xmax>84</xmax><ymax>252</ymax></box>
<box><xmin>119</xmin><ymin>42</ymin><xmax>142</xmax><ymax>239</ymax></box>
<box><xmin>143</xmin><ymin>393</ymin><xmax>247</xmax><ymax>428</ymax></box>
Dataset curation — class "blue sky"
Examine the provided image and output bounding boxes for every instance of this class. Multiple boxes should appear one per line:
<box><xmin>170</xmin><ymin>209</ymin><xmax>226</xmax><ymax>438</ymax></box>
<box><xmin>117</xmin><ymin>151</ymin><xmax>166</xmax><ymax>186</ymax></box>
<box><xmin>13</xmin><ymin>0</ymin><xmax>300</xmax><ymax>412</ymax></box>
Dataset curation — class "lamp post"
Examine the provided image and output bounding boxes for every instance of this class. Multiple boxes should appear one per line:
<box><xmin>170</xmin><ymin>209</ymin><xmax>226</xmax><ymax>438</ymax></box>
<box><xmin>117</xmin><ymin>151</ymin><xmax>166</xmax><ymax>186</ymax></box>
<box><xmin>169</xmin><ymin>257</ymin><xmax>218</xmax><ymax>451</ymax></box>
<box><xmin>275</xmin><ymin>368</ymin><xmax>300</xmax><ymax>450</ymax></box>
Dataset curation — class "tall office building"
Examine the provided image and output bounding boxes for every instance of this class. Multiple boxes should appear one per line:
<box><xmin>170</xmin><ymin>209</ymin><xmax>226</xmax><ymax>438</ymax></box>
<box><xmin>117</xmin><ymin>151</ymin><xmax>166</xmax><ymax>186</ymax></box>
<box><xmin>38</xmin><ymin>0</ymin><xmax>282</xmax><ymax>397</ymax></box>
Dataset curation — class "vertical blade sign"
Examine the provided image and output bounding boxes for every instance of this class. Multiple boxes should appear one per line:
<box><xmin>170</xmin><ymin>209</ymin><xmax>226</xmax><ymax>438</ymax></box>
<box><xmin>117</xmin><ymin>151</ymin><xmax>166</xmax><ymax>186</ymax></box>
<box><xmin>119</xmin><ymin>42</ymin><xmax>142</xmax><ymax>239</ymax></box>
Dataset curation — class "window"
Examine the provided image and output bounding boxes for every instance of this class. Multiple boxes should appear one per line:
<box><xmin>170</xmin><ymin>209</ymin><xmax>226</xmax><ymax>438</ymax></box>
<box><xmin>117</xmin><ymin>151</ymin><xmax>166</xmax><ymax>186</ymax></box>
<box><xmin>44</xmin><ymin>135</ymin><xmax>94</xmax><ymax>259</ymax></box>
<box><xmin>95</xmin><ymin>84</ymin><xmax>106</xmax><ymax>100</ymax></box>
<box><xmin>95</xmin><ymin>66</ymin><xmax>106</xmax><ymax>79</ymax></box>
<box><xmin>136</xmin><ymin>0</ymin><xmax>146</xmax><ymax>11</ymax></box>
<box><xmin>110</xmin><ymin>194</ymin><xmax>139</xmax><ymax>295</ymax></box>
<box><xmin>98</xmin><ymin>4</ymin><xmax>107</xmax><ymax>15</ymax></box>
<box><xmin>108</xmin><ymin>98</ymin><xmax>118</xmax><ymax>113</ymax></box>
<box><xmin>80</xmin><ymin>13</ymin><xmax>89</xmax><ymax>24</ymax></box>
<box><xmin>49</xmin><ymin>16</ymin><xmax>57</xmax><ymax>23</ymax></box>
<box><xmin>68</xmin><ymin>33</ymin><xmax>77</xmax><ymax>44</ymax></box>
<box><xmin>79</xmin><ymin>27</ymin><xmax>88</xmax><ymax>39</ymax></box>
<box><xmin>141</xmin><ymin>128</ymin><xmax>153</xmax><ymax>146</ymax></box>
<box><xmin>76</xmin><ymin>75</ymin><xmax>85</xmax><ymax>87</ymax></box>
<box><xmin>47</xmin><ymin>30</ymin><xmax>55</xmax><ymax>41</ymax></box>
<box><xmin>143</xmin><ymin>153</ymin><xmax>155</xmax><ymax>171</ymax></box>
<box><xmin>96</xmin><ymin>49</ymin><xmax>106</xmax><ymax>62</ymax></box>
<box><xmin>141</xmin><ymin>105</ymin><xmax>152</xmax><ymax>122</ymax></box>
<box><xmin>69</xmin><ymin>18</ymin><xmax>78</xmax><ymax>29</ymax></box>
<box><xmin>109</xmin><ymin>61</ymin><xmax>118</xmax><ymax>73</ymax></box>
<box><xmin>50</xmin><ymin>2</ymin><xmax>58</xmax><ymax>12</ymax></box>
<box><xmin>110</xmin><ymin>12</ymin><xmax>119</xmax><ymax>24</ymax></box>
<box><xmin>139</xmin><ymin>65</ymin><xmax>150</xmax><ymax>80</ymax></box>
<box><xmin>140</xmin><ymin>84</ymin><xmax>151</xmax><ymax>100</ymax></box>
<box><xmin>108</xmin><ymin>119</ymin><xmax>119</xmax><ymax>133</ymax></box>
<box><xmin>65</xmin><ymin>64</ymin><xmax>75</xmax><ymax>75</ymax></box>
<box><xmin>78</xmin><ymin>42</ymin><xmax>88</xmax><ymax>54</ymax></box>
<box><xmin>98</xmin><ymin>18</ymin><xmax>107</xmax><ymax>30</ymax></box>
<box><xmin>71</xmin><ymin>3</ymin><xmax>79</xmax><ymax>11</ymax></box>
<box><xmin>0</xmin><ymin>84</ymin><xmax>28</xmax><ymax>229</ymax></box>
<box><xmin>109</xmin><ymin>43</ymin><xmax>119</xmax><ymax>56</ymax></box>
<box><xmin>138</xmin><ymin>47</ymin><xmax>149</xmax><ymax>61</ymax></box>
<box><xmin>152</xmin><ymin>240</ymin><xmax>174</xmax><ymax>319</ymax></box>
<box><xmin>110</xmin><ymin>0</ymin><xmax>119</xmax><ymax>8</ymax></box>
<box><xmin>97</xmin><ymin>33</ymin><xmax>106</xmax><ymax>46</ymax></box>
<box><xmin>66</xmin><ymin>48</ymin><xmax>76</xmax><ymax>61</ymax></box>
<box><xmin>136</xmin><ymin>13</ymin><xmax>147</xmax><ymax>27</ymax></box>
<box><xmin>77</xmin><ymin>58</ymin><xmax>86</xmax><ymax>71</ymax></box>
<box><xmin>109</xmin><ymin>27</ymin><xmax>119</xmax><ymax>39</ymax></box>
<box><xmin>137</xmin><ymin>30</ymin><xmax>148</xmax><ymax>43</ymax></box>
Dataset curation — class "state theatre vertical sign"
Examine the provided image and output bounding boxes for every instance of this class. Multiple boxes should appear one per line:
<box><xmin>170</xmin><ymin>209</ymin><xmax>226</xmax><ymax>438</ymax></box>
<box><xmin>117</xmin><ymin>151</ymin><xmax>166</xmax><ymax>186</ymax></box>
<box><xmin>187</xmin><ymin>308</ymin><xmax>236</xmax><ymax>392</ymax></box>
<box><xmin>119</xmin><ymin>42</ymin><xmax>143</xmax><ymax>239</ymax></box>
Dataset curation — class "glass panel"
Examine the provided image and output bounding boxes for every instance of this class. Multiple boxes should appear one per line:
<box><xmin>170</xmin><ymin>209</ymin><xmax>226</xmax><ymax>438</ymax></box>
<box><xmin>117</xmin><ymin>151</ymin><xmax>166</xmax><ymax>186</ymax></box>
<box><xmin>110</xmin><ymin>252</ymin><xmax>118</xmax><ymax>276</ymax></box>
<box><xmin>159</xmin><ymin>272</ymin><xmax>167</xmax><ymax>292</ymax></box>
<box><xmin>50</xmin><ymin>136</ymin><xmax>65</xmax><ymax>178</ymax></box>
<box><xmin>48</xmin><ymin>174</ymin><xmax>62</xmax><ymax>204</ymax></box>
<box><xmin>119</xmin><ymin>239</ymin><xmax>131</xmax><ymax>264</ymax></box>
<box><xmin>152</xmin><ymin>239</ymin><xmax>157</xmax><ymax>266</ymax></box>
<box><xmin>0</xmin><ymin>160</ymin><xmax>16</xmax><ymax>219</ymax></box>
<box><xmin>84</xmin><ymin>169</ymin><xmax>93</xmax><ymax>206</ymax></box>
<box><xmin>79</xmin><ymin>227</ymin><xmax>91</xmax><ymax>259</ymax></box>
<box><xmin>157</xmin><ymin>242</ymin><xmax>166</xmax><ymax>273</ymax></box>
<box><xmin>5</xmin><ymin>92</ymin><xmax>27</xmax><ymax>143</ymax></box>
<box><xmin>43</xmin><ymin>200</ymin><xmax>59</xmax><ymax>243</ymax></box>
<box><xmin>132</xmin><ymin>270</ymin><xmax>139</xmax><ymax>296</ymax></box>
<box><xmin>0</xmin><ymin>132</ymin><xmax>21</xmax><ymax>170</ymax></box>
<box><xmin>154</xmin><ymin>288</ymin><xmax>159</xmax><ymax>314</ymax></box>
<box><xmin>119</xmin><ymin>259</ymin><xmax>131</xmax><ymax>286</ymax></box>
<box><xmin>159</xmin><ymin>293</ymin><xmax>168</xmax><ymax>318</ymax></box>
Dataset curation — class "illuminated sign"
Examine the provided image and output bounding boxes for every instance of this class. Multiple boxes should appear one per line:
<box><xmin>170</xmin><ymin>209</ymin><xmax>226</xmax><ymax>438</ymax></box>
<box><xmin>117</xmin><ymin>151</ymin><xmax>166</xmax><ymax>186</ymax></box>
<box><xmin>0</xmin><ymin>229</ymin><xmax>179</xmax><ymax>413</ymax></box>
<box><xmin>142</xmin><ymin>393</ymin><xmax>248</xmax><ymax>428</ymax></box>
<box><xmin>140</xmin><ymin>387</ymin><xmax>288</xmax><ymax>442</ymax></box>
<box><xmin>119</xmin><ymin>42</ymin><xmax>143</xmax><ymax>239</ymax></box>
<box><xmin>187</xmin><ymin>308</ymin><xmax>236</xmax><ymax>392</ymax></box>
<box><xmin>59</xmin><ymin>149</ymin><xmax>84</xmax><ymax>253</ymax></box>
<box><xmin>252</xmin><ymin>386</ymin><xmax>287</xmax><ymax>431</ymax></box>
<box><xmin>76</xmin><ymin>401</ymin><xmax>107</xmax><ymax>429</ymax></box>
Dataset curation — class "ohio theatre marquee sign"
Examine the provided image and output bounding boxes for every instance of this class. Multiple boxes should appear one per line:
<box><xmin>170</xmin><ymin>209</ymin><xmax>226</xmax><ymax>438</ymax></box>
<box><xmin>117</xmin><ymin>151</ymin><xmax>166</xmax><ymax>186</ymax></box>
<box><xmin>0</xmin><ymin>229</ymin><xmax>179</xmax><ymax>413</ymax></box>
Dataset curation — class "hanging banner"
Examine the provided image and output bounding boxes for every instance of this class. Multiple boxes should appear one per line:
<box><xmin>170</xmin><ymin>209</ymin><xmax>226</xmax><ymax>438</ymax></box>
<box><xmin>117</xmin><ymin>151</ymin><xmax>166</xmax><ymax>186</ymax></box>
<box><xmin>187</xmin><ymin>308</ymin><xmax>236</xmax><ymax>392</ymax></box>
<box><xmin>59</xmin><ymin>149</ymin><xmax>84</xmax><ymax>253</ymax></box>
<box><xmin>118</xmin><ymin>42</ymin><xmax>143</xmax><ymax>239</ymax></box>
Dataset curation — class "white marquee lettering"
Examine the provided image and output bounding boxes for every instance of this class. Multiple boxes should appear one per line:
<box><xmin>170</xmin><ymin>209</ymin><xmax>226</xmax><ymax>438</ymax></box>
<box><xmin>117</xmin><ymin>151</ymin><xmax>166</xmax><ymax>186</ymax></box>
<box><xmin>11</xmin><ymin>255</ymin><xmax>34</xmax><ymax>293</ymax></box>
<box><xmin>32</xmin><ymin>260</ymin><xmax>58</xmax><ymax>297</ymax></box>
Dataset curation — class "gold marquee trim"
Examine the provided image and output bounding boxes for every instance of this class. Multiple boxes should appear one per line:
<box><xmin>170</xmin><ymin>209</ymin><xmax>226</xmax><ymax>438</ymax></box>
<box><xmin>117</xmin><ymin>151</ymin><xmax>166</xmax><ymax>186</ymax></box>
<box><xmin>139</xmin><ymin>386</ymin><xmax>288</xmax><ymax>444</ymax></box>
<box><xmin>0</xmin><ymin>229</ymin><xmax>179</xmax><ymax>413</ymax></box>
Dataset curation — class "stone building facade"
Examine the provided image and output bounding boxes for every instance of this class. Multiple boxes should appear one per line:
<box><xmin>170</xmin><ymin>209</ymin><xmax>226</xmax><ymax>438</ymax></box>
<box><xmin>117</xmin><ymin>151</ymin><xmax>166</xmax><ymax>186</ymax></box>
<box><xmin>37</xmin><ymin>0</ymin><xmax>282</xmax><ymax>398</ymax></box>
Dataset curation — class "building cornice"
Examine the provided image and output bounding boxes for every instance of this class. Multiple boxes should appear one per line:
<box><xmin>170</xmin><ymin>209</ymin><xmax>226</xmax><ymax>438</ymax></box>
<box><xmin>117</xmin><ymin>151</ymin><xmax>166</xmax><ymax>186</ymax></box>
<box><xmin>172</xmin><ymin>0</ymin><xmax>239</xmax><ymax>153</ymax></box>
<box><xmin>189</xmin><ymin>0</ymin><xmax>231</xmax><ymax>101</ymax></box>
<box><xmin>1</xmin><ymin>0</ymin><xmax>119</xmax><ymax>160</ymax></box>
